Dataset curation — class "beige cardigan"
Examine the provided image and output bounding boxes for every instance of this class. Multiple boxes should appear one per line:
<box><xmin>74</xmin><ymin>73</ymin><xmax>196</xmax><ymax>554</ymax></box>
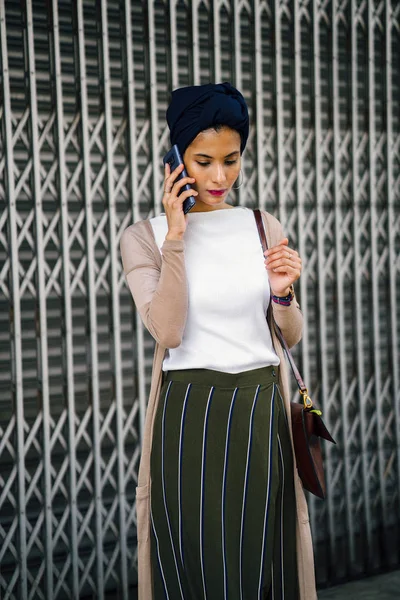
<box><xmin>120</xmin><ymin>210</ymin><xmax>317</xmax><ymax>600</ymax></box>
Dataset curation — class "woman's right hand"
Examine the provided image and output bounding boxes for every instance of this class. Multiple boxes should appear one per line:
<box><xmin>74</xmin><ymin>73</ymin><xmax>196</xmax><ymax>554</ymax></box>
<box><xmin>162</xmin><ymin>163</ymin><xmax>198</xmax><ymax>241</ymax></box>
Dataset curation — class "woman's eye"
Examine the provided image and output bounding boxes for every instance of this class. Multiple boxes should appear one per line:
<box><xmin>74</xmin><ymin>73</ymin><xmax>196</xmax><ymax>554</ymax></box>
<box><xmin>195</xmin><ymin>160</ymin><xmax>238</xmax><ymax>166</ymax></box>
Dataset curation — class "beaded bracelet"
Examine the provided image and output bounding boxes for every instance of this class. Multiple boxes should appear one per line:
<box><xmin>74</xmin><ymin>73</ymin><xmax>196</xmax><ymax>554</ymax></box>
<box><xmin>271</xmin><ymin>286</ymin><xmax>294</xmax><ymax>306</ymax></box>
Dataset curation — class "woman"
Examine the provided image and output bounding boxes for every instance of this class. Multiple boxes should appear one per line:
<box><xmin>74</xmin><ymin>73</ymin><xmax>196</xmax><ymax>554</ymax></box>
<box><xmin>120</xmin><ymin>83</ymin><xmax>317</xmax><ymax>600</ymax></box>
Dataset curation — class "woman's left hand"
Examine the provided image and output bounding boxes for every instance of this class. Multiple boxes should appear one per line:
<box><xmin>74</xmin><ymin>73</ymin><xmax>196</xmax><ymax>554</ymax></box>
<box><xmin>264</xmin><ymin>238</ymin><xmax>302</xmax><ymax>297</ymax></box>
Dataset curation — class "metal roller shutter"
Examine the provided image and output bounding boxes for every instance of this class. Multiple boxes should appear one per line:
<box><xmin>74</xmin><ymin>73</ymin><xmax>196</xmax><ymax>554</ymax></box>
<box><xmin>0</xmin><ymin>1</ymin><xmax>399</xmax><ymax>597</ymax></box>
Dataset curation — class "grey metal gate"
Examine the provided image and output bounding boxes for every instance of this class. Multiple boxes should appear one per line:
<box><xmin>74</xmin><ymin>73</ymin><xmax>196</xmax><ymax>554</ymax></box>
<box><xmin>0</xmin><ymin>0</ymin><xmax>399</xmax><ymax>598</ymax></box>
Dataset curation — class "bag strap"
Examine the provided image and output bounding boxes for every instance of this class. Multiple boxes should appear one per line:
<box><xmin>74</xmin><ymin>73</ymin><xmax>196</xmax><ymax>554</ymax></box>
<box><xmin>253</xmin><ymin>209</ymin><xmax>313</xmax><ymax>410</ymax></box>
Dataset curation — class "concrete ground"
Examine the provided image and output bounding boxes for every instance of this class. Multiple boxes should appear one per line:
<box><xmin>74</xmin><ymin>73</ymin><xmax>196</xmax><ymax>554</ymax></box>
<box><xmin>318</xmin><ymin>570</ymin><xmax>400</xmax><ymax>599</ymax></box>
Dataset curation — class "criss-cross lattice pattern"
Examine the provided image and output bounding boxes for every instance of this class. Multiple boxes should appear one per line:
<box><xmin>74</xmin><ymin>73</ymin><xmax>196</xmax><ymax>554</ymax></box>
<box><xmin>0</xmin><ymin>0</ymin><xmax>399</xmax><ymax>597</ymax></box>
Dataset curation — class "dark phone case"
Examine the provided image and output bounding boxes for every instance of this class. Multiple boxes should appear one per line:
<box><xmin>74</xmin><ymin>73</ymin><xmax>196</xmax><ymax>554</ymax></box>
<box><xmin>163</xmin><ymin>145</ymin><xmax>196</xmax><ymax>214</ymax></box>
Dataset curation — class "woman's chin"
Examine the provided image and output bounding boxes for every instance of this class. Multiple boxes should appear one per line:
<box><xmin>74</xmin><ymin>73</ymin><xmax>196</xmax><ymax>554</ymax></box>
<box><xmin>192</xmin><ymin>193</ymin><xmax>232</xmax><ymax>211</ymax></box>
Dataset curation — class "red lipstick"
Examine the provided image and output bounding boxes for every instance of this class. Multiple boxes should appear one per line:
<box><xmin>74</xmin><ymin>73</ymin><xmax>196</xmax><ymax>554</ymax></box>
<box><xmin>207</xmin><ymin>189</ymin><xmax>227</xmax><ymax>196</ymax></box>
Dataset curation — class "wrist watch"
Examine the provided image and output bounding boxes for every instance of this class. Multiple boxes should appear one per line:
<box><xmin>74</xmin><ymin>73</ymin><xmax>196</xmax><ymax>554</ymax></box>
<box><xmin>271</xmin><ymin>285</ymin><xmax>295</xmax><ymax>306</ymax></box>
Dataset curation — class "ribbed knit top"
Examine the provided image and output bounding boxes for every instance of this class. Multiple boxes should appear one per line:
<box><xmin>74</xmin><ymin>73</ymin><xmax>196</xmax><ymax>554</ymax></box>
<box><xmin>150</xmin><ymin>207</ymin><xmax>279</xmax><ymax>373</ymax></box>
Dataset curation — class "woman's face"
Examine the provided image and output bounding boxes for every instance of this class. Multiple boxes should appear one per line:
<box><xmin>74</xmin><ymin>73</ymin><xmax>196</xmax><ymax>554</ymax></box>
<box><xmin>183</xmin><ymin>126</ymin><xmax>241</xmax><ymax>211</ymax></box>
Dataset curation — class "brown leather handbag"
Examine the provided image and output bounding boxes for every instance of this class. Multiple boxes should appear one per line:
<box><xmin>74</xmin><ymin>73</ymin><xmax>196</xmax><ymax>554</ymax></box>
<box><xmin>254</xmin><ymin>210</ymin><xmax>336</xmax><ymax>499</ymax></box>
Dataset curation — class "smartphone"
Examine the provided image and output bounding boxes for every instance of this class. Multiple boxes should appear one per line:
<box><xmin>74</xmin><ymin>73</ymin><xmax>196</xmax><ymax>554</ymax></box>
<box><xmin>162</xmin><ymin>145</ymin><xmax>196</xmax><ymax>214</ymax></box>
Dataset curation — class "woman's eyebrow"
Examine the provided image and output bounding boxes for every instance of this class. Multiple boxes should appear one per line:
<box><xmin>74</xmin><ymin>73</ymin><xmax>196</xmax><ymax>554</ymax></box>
<box><xmin>194</xmin><ymin>151</ymin><xmax>240</xmax><ymax>158</ymax></box>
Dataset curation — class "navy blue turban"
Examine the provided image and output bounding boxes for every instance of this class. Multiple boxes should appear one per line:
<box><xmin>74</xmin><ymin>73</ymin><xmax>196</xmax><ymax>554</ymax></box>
<box><xmin>166</xmin><ymin>82</ymin><xmax>249</xmax><ymax>156</ymax></box>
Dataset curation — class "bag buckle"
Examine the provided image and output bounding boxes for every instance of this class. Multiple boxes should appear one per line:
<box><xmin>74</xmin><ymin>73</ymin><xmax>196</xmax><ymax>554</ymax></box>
<box><xmin>299</xmin><ymin>389</ymin><xmax>313</xmax><ymax>410</ymax></box>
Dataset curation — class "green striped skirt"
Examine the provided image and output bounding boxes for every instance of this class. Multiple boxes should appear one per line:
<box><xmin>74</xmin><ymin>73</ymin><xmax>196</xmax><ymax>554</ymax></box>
<box><xmin>150</xmin><ymin>366</ymin><xmax>299</xmax><ymax>600</ymax></box>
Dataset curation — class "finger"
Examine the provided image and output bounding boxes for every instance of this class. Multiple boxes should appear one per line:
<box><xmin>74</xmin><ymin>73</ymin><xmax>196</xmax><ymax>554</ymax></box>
<box><xmin>265</xmin><ymin>255</ymin><xmax>301</xmax><ymax>269</ymax></box>
<box><xmin>167</xmin><ymin>188</ymin><xmax>198</xmax><ymax>204</ymax></box>
<box><xmin>171</xmin><ymin>177</ymin><xmax>196</xmax><ymax>194</ymax></box>
<box><xmin>163</xmin><ymin>180</ymin><xmax>173</xmax><ymax>194</ymax></box>
<box><xmin>164</xmin><ymin>164</ymin><xmax>186</xmax><ymax>191</ymax></box>
<box><xmin>171</xmin><ymin>163</ymin><xmax>185</xmax><ymax>178</ymax></box>
<box><xmin>164</xmin><ymin>162</ymin><xmax>171</xmax><ymax>177</ymax></box>
<box><xmin>265</xmin><ymin>265</ymin><xmax>301</xmax><ymax>277</ymax></box>
<box><xmin>176</xmin><ymin>188</ymin><xmax>198</xmax><ymax>203</ymax></box>
<box><xmin>283</xmin><ymin>247</ymin><xmax>299</xmax><ymax>257</ymax></box>
<box><xmin>265</xmin><ymin>253</ymin><xmax>302</xmax><ymax>270</ymax></box>
<box><xmin>163</xmin><ymin>187</ymin><xmax>198</xmax><ymax>207</ymax></box>
<box><xmin>264</xmin><ymin>249</ymin><xmax>299</xmax><ymax>264</ymax></box>
<box><xmin>277</xmin><ymin>248</ymin><xmax>299</xmax><ymax>260</ymax></box>
<box><xmin>164</xmin><ymin>168</ymin><xmax>181</xmax><ymax>187</ymax></box>
<box><xmin>267</xmin><ymin>256</ymin><xmax>301</xmax><ymax>269</ymax></box>
<box><xmin>263</xmin><ymin>239</ymin><xmax>289</xmax><ymax>257</ymax></box>
<box><xmin>268</xmin><ymin>265</ymin><xmax>301</xmax><ymax>278</ymax></box>
<box><xmin>164</xmin><ymin>173</ymin><xmax>194</xmax><ymax>192</ymax></box>
<box><xmin>164</xmin><ymin>176</ymin><xmax>193</xmax><ymax>195</ymax></box>
<box><xmin>164</xmin><ymin>162</ymin><xmax>184</xmax><ymax>179</ymax></box>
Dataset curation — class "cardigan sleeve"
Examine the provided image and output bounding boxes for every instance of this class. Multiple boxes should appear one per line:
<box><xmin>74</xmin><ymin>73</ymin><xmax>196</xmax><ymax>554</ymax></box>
<box><xmin>261</xmin><ymin>211</ymin><xmax>303</xmax><ymax>349</ymax></box>
<box><xmin>120</xmin><ymin>222</ymin><xmax>188</xmax><ymax>349</ymax></box>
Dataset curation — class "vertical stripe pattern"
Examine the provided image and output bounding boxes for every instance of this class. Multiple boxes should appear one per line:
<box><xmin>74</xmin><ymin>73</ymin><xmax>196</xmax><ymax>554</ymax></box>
<box><xmin>160</xmin><ymin>381</ymin><xmax>185</xmax><ymax>600</ymax></box>
<box><xmin>200</xmin><ymin>387</ymin><xmax>215</xmax><ymax>600</ymax></box>
<box><xmin>178</xmin><ymin>384</ymin><xmax>192</xmax><ymax>570</ymax></box>
<box><xmin>258</xmin><ymin>387</ymin><xmax>276</xmax><ymax>597</ymax></box>
<box><xmin>222</xmin><ymin>388</ymin><xmax>239</xmax><ymax>600</ymax></box>
<box><xmin>150</xmin><ymin>367</ymin><xmax>298</xmax><ymax>599</ymax></box>
<box><xmin>151</xmin><ymin>510</ymin><xmax>169</xmax><ymax>600</ymax></box>
<box><xmin>277</xmin><ymin>435</ymin><xmax>285</xmax><ymax>600</ymax></box>
<box><xmin>240</xmin><ymin>385</ymin><xmax>261</xmax><ymax>600</ymax></box>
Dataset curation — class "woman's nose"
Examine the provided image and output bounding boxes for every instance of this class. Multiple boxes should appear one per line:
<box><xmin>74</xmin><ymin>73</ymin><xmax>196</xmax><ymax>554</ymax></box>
<box><xmin>211</xmin><ymin>164</ymin><xmax>227</xmax><ymax>184</ymax></box>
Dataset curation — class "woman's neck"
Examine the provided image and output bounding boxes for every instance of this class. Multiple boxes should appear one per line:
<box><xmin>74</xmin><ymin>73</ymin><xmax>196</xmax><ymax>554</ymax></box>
<box><xmin>189</xmin><ymin>201</ymin><xmax>234</xmax><ymax>213</ymax></box>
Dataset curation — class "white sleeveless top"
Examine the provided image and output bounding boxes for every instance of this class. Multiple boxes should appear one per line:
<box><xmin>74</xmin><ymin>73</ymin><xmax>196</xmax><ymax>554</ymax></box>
<box><xmin>150</xmin><ymin>207</ymin><xmax>279</xmax><ymax>373</ymax></box>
